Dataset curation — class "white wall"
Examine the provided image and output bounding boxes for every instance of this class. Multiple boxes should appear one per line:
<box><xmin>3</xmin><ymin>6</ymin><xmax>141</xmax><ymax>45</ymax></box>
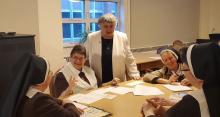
<box><xmin>0</xmin><ymin>0</ymin><xmax>64</xmax><ymax>72</ymax></box>
<box><xmin>199</xmin><ymin>0</ymin><xmax>220</xmax><ymax>38</ymax></box>
<box><xmin>130</xmin><ymin>0</ymin><xmax>200</xmax><ymax>48</ymax></box>
<box><xmin>0</xmin><ymin>0</ymin><xmax>40</xmax><ymax>53</ymax></box>
<box><xmin>37</xmin><ymin>0</ymin><xmax>64</xmax><ymax>71</ymax></box>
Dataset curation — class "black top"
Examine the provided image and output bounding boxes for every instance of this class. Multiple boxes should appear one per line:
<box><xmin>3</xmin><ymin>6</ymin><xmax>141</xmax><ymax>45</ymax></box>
<box><xmin>146</xmin><ymin>95</ymin><xmax>201</xmax><ymax>117</ymax></box>
<box><xmin>16</xmin><ymin>92</ymin><xmax>80</xmax><ymax>117</ymax></box>
<box><xmin>101</xmin><ymin>37</ymin><xmax>113</xmax><ymax>83</ymax></box>
<box><xmin>166</xmin><ymin>95</ymin><xmax>201</xmax><ymax>117</ymax></box>
<box><xmin>0</xmin><ymin>53</ymin><xmax>47</xmax><ymax>117</ymax></box>
<box><xmin>50</xmin><ymin>72</ymin><xmax>69</xmax><ymax>98</ymax></box>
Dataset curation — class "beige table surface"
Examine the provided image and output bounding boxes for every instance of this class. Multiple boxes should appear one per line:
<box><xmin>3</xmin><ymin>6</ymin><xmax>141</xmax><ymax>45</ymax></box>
<box><xmin>87</xmin><ymin>80</ymin><xmax>187</xmax><ymax>117</ymax></box>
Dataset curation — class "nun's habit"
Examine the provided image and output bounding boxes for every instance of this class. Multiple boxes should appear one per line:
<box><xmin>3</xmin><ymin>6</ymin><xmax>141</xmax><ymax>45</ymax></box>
<box><xmin>166</xmin><ymin>42</ymin><xmax>220</xmax><ymax>117</ymax></box>
<box><xmin>0</xmin><ymin>53</ymin><xmax>80</xmax><ymax>117</ymax></box>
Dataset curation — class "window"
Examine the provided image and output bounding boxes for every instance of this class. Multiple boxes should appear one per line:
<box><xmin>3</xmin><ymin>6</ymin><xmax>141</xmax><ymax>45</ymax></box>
<box><xmin>61</xmin><ymin>0</ymin><xmax>120</xmax><ymax>44</ymax></box>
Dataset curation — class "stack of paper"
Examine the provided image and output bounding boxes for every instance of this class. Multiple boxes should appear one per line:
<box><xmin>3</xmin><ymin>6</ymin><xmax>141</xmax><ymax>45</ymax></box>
<box><xmin>126</xmin><ymin>81</ymin><xmax>144</xmax><ymax>86</ymax></box>
<box><xmin>88</xmin><ymin>87</ymin><xmax>114</xmax><ymax>94</ymax></box>
<box><xmin>163</xmin><ymin>84</ymin><xmax>192</xmax><ymax>91</ymax></box>
<box><xmin>109</xmin><ymin>87</ymin><xmax>133</xmax><ymax>95</ymax></box>
<box><xmin>133</xmin><ymin>85</ymin><xmax>164</xmax><ymax>96</ymax></box>
<box><xmin>67</xmin><ymin>93</ymin><xmax>104</xmax><ymax>104</ymax></box>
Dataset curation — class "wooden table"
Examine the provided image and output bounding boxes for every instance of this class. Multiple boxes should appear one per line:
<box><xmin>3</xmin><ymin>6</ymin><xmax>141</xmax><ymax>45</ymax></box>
<box><xmin>89</xmin><ymin>80</ymin><xmax>175</xmax><ymax>117</ymax></box>
<box><xmin>133</xmin><ymin>51</ymin><xmax>163</xmax><ymax>75</ymax></box>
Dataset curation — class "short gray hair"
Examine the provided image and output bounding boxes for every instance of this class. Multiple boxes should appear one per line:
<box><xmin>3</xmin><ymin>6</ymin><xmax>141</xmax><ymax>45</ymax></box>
<box><xmin>98</xmin><ymin>13</ymin><xmax>117</xmax><ymax>24</ymax></box>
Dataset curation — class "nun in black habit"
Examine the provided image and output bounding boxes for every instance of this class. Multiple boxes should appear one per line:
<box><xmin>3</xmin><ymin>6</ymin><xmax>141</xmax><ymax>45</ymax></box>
<box><xmin>0</xmin><ymin>53</ymin><xmax>81</xmax><ymax>117</ymax></box>
<box><xmin>141</xmin><ymin>42</ymin><xmax>220</xmax><ymax>117</ymax></box>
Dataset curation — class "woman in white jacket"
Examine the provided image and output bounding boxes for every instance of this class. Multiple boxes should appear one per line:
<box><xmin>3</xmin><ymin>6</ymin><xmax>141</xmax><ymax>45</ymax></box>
<box><xmin>84</xmin><ymin>13</ymin><xmax>140</xmax><ymax>86</ymax></box>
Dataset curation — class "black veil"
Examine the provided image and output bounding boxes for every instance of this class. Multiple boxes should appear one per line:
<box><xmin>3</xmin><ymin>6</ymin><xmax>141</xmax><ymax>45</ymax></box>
<box><xmin>0</xmin><ymin>53</ymin><xmax>48</xmax><ymax>117</ymax></box>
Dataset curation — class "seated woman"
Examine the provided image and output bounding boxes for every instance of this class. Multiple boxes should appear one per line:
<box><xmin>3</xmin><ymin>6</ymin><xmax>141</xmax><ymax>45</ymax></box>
<box><xmin>141</xmin><ymin>42</ymin><xmax>220</xmax><ymax>117</ymax></box>
<box><xmin>143</xmin><ymin>48</ymin><xmax>189</xmax><ymax>85</ymax></box>
<box><xmin>10</xmin><ymin>53</ymin><xmax>82</xmax><ymax>117</ymax></box>
<box><xmin>50</xmin><ymin>45</ymin><xmax>98</xmax><ymax>98</ymax></box>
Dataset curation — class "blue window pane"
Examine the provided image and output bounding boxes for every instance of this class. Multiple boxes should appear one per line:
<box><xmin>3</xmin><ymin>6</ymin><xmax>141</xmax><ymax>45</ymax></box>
<box><xmin>73</xmin><ymin>12</ymin><xmax>82</xmax><ymax>18</ymax></box>
<box><xmin>90</xmin><ymin>1</ymin><xmax>118</xmax><ymax>18</ymax></box>
<box><xmin>71</xmin><ymin>1</ymin><xmax>85</xmax><ymax>18</ymax></box>
<box><xmin>62</xmin><ymin>23</ymin><xmax>71</xmax><ymax>38</ymax></box>
<box><xmin>62</xmin><ymin>23</ymin><xmax>86</xmax><ymax>43</ymax></box>
<box><xmin>62</xmin><ymin>12</ymin><xmax>70</xmax><ymax>18</ymax></box>
<box><xmin>90</xmin><ymin>23</ymin><xmax>100</xmax><ymax>32</ymax></box>
<box><xmin>61</xmin><ymin>0</ymin><xmax>71</xmax><ymax>10</ymax></box>
<box><xmin>72</xmin><ymin>1</ymin><xmax>83</xmax><ymax>10</ymax></box>
<box><xmin>73</xmin><ymin>23</ymin><xmax>85</xmax><ymax>38</ymax></box>
<box><xmin>61</xmin><ymin>0</ymin><xmax>85</xmax><ymax>19</ymax></box>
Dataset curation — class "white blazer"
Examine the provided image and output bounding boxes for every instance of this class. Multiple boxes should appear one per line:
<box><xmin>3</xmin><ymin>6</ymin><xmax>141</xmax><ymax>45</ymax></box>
<box><xmin>60</xmin><ymin>63</ymin><xmax>98</xmax><ymax>95</ymax></box>
<box><xmin>84</xmin><ymin>31</ymin><xmax>140</xmax><ymax>84</ymax></box>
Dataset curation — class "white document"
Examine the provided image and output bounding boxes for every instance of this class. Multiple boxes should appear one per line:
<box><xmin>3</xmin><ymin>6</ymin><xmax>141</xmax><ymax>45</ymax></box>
<box><xmin>67</xmin><ymin>93</ymin><xmax>104</xmax><ymax>104</ymax></box>
<box><xmin>88</xmin><ymin>87</ymin><xmax>114</xmax><ymax>94</ymax></box>
<box><xmin>87</xmin><ymin>87</ymin><xmax>117</xmax><ymax>99</ymax></box>
<box><xmin>103</xmin><ymin>94</ymin><xmax>117</xmax><ymax>99</ymax></box>
<box><xmin>73</xmin><ymin>102</ymin><xmax>88</xmax><ymax>110</ymax></box>
<box><xmin>87</xmin><ymin>92</ymin><xmax>117</xmax><ymax>100</ymax></box>
<box><xmin>133</xmin><ymin>85</ymin><xmax>164</xmax><ymax>96</ymax></box>
<box><xmin>163</xmin><ymin>84</ymin><xmax>192</xmax><ymax>91</ymax></box>
<box><xmin>109</xmin><ymin>87</ymin><xmax>133</xmax><ymax>95</ymax></box>
<box><xmin>169</xmin><ymin>93</ymin><xmax>187</xmax><ymax>101</ymax></box>
<box><xmin>149</xmin><ymin>56</ymin><xmax>161</xmax><ymax>60</ymax></box>
<box><xmin>126</xmin><ymin>81</ymin><xmax>144</xmax><ymax>86</ymax></box>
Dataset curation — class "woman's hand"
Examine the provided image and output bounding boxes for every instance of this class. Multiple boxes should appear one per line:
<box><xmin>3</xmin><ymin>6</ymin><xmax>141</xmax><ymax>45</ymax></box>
<box><xmin>111</xmin><ymin>78</ymin><xmax>121</xmax><ymax>86</ymax></box>
<box><xmin>168</xmin><ymin>74</ymin><xmax>179</xmax><ymax>83</ymax></box>
<box><xmin>146</xmin><ymin>99</ymin><xmax>168</xmax><ymax>117</ymax></box>
<box><xmin>147</xmin><ymin>97</ymin><xmax>177</xmax><ymax>106</ymax></box>
<box><xmin>180</xmin><ymin>78</ymin><xmax>191</xmax><ymax>86</ymax></box>
<box><xmin>69</xmin><ymin>76</ymin><xmax>77</xmax><ymax>89</ymax></box>
<box><xmin>141</xmin><ymin>101</ymin><xmax>156</xmax><ymax>117</ymax></box>
<box><xmin>101</xmin><ymin>78</ymin><xmax>121</xmax><ymax>87</ymax></box>
<box><xmin>66</xmin><ymin>76</ymin><xmax>77</xmax><ymax>95</ymax></box>
<box><xmin>132</xmin><ymin>76</ymin><xmax>141</xmax><ymax>80</ymax></box>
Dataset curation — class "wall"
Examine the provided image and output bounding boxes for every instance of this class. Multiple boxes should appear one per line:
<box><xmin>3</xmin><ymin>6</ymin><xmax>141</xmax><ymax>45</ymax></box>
<box><xmin>0</xmin><ymin>0</ymin><xmax>64</xmax><ymax>71</ymax></box>
<box><xmin>0</xmin><ymin>0</ymin><xmax>40</xmax><ymax>53</ymax></box>
<box><xmin>37</xmin><ymin>0</ymin><xmax>64</xmax><ymax>71</ymax></box>
<box><xmin>199</xmin><ymin>0</ymin><xmax>220</xmax><ymax>38</ymax></box>
<box><xmin>130</xmin><ymin>0</ymin><xmax>200</xmax><ymax>48</ymax></box>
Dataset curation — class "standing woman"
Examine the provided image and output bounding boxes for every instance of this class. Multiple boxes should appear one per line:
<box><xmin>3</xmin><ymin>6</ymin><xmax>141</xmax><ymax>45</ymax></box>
<box><xmin>85</xmin><ymin>13</ymin><xmax>140</xmax><ymax>86</ymax></box>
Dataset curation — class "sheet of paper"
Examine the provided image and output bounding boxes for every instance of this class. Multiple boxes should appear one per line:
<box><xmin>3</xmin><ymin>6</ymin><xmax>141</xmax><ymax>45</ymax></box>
<box><xmin>149</xmin><ymin>56</ymin><xmax>161</xmax><ymax>60</ymax></box>
<box><xmin>73</xmin><ymin>102</ymin><xmax>88</xmax><ymax>110</ymax></box>
<box><xmin>163</xmin><ymin>84</ymin><xmax>192</xmax><ymax>91</ymax></box>
<box><xmin>103</xmin><ymin>94</ymin><xmax>117</xmax><ymax>99</ymax></box>
<box><xmin>87</xmin><ymin>92</ymin><xmax>117</xmax><ymax>100</ymax></box>
<box><xmin>126</xmin><ymin>81</ymin><xmax>144</xmax><ymax>86</ymax></box>
<box><xmin>88</xmin><ymin>87</ymin><xmax>114</xmax><ymax>94</ymax></box>
<box><xmin>133</xmin><ymin>85</ymin><xmax>164</xmax><ymax>96</ymax></box>
<box><xmin>169</xmin><ymin>93</ymin><xmax>187</xmax><ymax>102</ymax></box>
<box><xmin>67</xmin><ymin>93</ymin><xmax>104</xmax><ymax>104</ymax></box>
<box><xmin>109</xmin><ymin>87</ymin><xmax>133</xmax><ymax>95</ymax></box>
